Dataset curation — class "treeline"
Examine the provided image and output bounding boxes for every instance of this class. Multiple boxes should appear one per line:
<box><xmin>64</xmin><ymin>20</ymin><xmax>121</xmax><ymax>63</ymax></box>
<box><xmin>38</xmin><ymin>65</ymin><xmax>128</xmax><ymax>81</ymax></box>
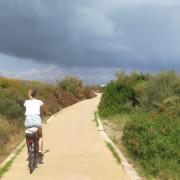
<box><xmin>98</xmin><ymin>71</ymin><xmax>180</xmax><ymax>179</ymax></box>
<box><xmin>0</xmin><ymin>76</ymin><xmax>95</xmax><ymax>163</ymax></box>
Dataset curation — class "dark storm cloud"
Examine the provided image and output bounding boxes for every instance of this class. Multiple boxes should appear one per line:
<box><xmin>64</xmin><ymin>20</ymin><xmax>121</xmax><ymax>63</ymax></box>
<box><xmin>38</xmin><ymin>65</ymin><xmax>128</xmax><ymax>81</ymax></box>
<box><xmin>0</xmin><ymin>0</ymin><xmax>180</xmax><ymax>70</ymax></box>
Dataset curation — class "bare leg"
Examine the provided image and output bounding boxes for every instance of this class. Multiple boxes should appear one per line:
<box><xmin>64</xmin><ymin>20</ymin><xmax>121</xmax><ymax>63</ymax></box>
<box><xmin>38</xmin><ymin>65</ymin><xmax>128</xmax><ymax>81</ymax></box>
<box><xmin>39</xmin><ymin>137</ymin><xmax>43</xmax><ymax>153</ymax></box>
<box><xmin>37</xmin><ymin>128</ymin><xmax>43</xmax><ymax>153</ymax></box>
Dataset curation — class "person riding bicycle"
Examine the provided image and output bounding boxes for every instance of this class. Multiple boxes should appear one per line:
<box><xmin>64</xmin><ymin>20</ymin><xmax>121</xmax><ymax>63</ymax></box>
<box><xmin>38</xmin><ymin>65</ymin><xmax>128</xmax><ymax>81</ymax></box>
<box><xmin>24</xmin><ymin>89</ymin><xmax>46</xmax><ymax>154</ymax></box>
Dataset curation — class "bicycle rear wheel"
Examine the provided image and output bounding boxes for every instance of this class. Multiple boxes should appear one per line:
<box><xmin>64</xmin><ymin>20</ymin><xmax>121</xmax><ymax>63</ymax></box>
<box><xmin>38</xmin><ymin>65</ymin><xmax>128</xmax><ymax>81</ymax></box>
<box><xmin>26</xmin><ymin>133</ymin><xmax>39</xmax><ymax>174</ymax></box>
<box><xmin>29</xmin><ymin>152</ymin><xmax>34</xmax><ymax>174</ymax></box>
<box><xmin>33</xmin><ymin>141</ymin><xmax>39</xmax><ymax>169</ymax></box>
<box><xmin>28</xmin><ymin>142</ymin><xmax>35</xmax><ymax>174</ymax></box>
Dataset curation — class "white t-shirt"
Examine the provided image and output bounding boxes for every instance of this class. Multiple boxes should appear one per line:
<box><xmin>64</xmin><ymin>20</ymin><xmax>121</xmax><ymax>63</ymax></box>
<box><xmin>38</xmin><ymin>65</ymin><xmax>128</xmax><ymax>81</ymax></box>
<box><xmin>24</xmin><ymin>99</ymin><xmax>43</xmax><ymax>116</ymax></box>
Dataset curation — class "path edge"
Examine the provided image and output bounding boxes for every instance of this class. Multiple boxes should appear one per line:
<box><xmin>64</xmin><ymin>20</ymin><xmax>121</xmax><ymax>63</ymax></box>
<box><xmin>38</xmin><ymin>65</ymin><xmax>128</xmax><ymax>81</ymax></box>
<box><xmin>95</xmin><ymin>112</ymin><xmax>141</xmax><ymax>180</ymax></box>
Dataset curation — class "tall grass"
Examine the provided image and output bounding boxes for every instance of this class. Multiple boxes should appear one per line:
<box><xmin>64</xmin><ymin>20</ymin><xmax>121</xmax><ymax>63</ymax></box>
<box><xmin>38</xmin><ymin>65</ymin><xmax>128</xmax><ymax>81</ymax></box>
<box><xmin>0</xmin><ymin>117</ymin><xmax>23</xmax><ymax>163</ymax></box>
<box><xmin>0</xmin><ymin>118</ymin><xmax>16</xmax><ymax>147</ymax></box>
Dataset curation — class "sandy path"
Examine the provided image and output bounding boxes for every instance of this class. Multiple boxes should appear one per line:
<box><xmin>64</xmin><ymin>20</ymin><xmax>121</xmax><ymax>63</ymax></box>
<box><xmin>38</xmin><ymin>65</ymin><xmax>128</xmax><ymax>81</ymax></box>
<box><xmin>1</xmin><ymin>94</ymin><xmax>129</xmax><ymax>180</ymax></box>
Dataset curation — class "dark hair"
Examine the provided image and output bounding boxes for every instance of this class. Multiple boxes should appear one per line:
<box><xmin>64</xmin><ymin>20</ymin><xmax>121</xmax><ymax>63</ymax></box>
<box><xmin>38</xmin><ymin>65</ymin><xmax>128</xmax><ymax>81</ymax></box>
<box><xmin>31</xmin><ymin>89</ymin><xmax>37</xmax><ymax>97</ymax></box>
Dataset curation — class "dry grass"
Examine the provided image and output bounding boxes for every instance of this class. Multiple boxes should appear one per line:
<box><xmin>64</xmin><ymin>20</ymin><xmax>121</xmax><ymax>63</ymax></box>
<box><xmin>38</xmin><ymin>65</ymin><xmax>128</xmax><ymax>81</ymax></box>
<box><xmin>0</xmin><ymin>117</ymin><xmax>24</xmax><ymax>164</ymax></box>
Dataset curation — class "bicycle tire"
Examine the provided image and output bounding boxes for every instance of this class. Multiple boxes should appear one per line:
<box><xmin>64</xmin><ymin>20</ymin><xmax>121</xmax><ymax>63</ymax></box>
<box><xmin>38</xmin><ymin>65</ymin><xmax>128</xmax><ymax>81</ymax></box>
<box><xmin>28</xmin><ymin>143</ymin><xmax>35</xmax><ymax>174</ymax></box>
<box><xmin>33</xmin><ymin>150</ymin><xmax>38</xmax><ymax>169</ymax></box>
<box><xmin>26</xmin><ymin>133</ymin><xmax>39</xmax><ymax>174</ymax></box>
<box><xmin>29</xmin><ymin>153</ymin><xmax>34</xmax><ymax>174</ymax></box>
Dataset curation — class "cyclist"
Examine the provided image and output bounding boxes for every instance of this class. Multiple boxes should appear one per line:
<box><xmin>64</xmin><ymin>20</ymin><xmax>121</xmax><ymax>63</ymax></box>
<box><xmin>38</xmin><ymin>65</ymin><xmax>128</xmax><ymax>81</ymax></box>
<box><xmin>24</xmin><ymin>89</ymin><xmax>46</xmax><ymax>154</ymax></box>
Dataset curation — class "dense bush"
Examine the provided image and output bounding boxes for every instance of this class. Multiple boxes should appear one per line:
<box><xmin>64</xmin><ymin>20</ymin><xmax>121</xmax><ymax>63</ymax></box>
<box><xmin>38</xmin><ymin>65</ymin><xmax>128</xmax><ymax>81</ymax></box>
<box><xmin>115</xmin><ymin>71</ymin><xmax>150</xmax><ymax>88</ymax></box>
<box><xmin>98</xmin><ymin>71</ymin><xmax>180</xmax><ymax>179</ymax></box>
<box><xmin>123</xmin><ymin>71</ymin><xmax>180</xmax><ymax>179</ymax></box>
<box><xmin>137</xmin><ymin>71</ymin><xmax>180</xmax><ymax>111</ymax></box>
<box><xmin>99</xmin><ymin>72</ymin><xmax>146</xmax><ymax>116</ymax></box>
<box><xmin>123</xmin><ymin>110</ymin><xmax>180</xmax><ymax>179</ymax></box>
<box><xmin>56</xmin><ymin>77</ymin><xmax>84</xmax><ymax>98</ymax></box>
<box><xmin>0</xmin><ymin>98</ymin><xmax>23</xmax><ymax>119</ymax></box>
<box><xmin>53</xmin><ymin>89</ymin><xmax>79</xmax><ymax>107</ymax></box>
<box><xmin>83</xmin><ymin>87</ymin><xmax>96</xmax><ymax>99</ymax></box>
<box><xmin>98</xmin><ymin>73</ymin><xmax>139</xmax><ymax>117</ymax></box>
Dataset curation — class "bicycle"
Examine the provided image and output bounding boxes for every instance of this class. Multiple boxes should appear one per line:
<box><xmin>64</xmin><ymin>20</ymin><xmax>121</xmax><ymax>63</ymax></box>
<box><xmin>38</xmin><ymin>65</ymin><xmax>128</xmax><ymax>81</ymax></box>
<box><xmin>25</xmin><ymin>127</ymin><xmax>39</xmax><ymax>174</ymax></box>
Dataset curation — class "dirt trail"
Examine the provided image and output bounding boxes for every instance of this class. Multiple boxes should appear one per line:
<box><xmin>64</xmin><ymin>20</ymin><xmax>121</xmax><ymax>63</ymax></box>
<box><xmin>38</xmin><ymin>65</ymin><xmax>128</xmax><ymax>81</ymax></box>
<box><xmin>1</xmin><ymin>94</ymin><xmax>130</xmax><ymax>180</ymax></box>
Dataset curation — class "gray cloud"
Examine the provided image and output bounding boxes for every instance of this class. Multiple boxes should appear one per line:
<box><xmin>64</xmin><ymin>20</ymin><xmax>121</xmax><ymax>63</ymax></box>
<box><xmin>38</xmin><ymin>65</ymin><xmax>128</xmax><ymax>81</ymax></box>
<box><xmin>0</xmin><ymin>0</ymin><xmax>180</xmax><ymax>71</ymax></box>
<box><xmin>13</xmin><ymin>65</ymin><xmax>117</xmax><ymax>84</ymax></box>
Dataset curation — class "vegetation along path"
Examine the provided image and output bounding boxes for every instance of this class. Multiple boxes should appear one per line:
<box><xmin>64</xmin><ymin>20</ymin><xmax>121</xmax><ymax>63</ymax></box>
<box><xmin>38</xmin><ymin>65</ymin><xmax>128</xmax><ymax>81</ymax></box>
<box><xmin>1</xmin><ymin>94</ymin><xmax>130</xmax><ymax>180</ymax></box>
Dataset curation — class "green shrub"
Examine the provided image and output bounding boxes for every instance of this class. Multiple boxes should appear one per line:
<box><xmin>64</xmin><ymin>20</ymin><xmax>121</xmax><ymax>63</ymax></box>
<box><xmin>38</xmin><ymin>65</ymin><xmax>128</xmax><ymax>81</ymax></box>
<box><xmin>0</xmin><ymin>98</ymin><xmax>24</xmax><ymax>119</ymax></box>
<box><xmin>83</xmin><ymin>87</ymin><xmax>96</xmax><ymax>99</ymax></box>
<box><xmin>98</xmin><ymin>81</ymin><xmax>135</xmax><ymax>117</ymax></box>
<box><xmin>115</xmin><ymin>71</ymin><xmax>150</xmax><ymax>88</ymax></box>
<box><xmin>98</xmin><ymin>70</ymin><xmax>180</xmax><ymax>179</ymax></box>
<box><xmin>138</xmin><ymin>71</ymin><xmax>180</xmax><ymax>111</ymax></box>
<box><xmin>123</xmin><ymin>110</ymin><xmax>180</xmax><ymax>179</ymax></box>
<box><xmin>56</xmin><ymin>77</ymin><xmax>84</xmax><ymax>98</ymax></box>
<box><xmin>56</xmin><ymin>76</ymin><xmax>95</xmax><ymax>100</ymax></box>
<box><xmin>162</xmin><ymin>96</ymin><xmax>180</xmax><ymax>116</ymax></box>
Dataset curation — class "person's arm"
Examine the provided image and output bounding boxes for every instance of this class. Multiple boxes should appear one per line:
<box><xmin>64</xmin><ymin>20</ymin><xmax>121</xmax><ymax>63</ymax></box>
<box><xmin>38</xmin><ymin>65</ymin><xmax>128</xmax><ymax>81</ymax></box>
<box><xmin>39</xmin><ymin>100</ymin><xmax>50</xmax><ymax>115</ymax></box>
<box><xmin>24</xmin><ymin>100</ymin><xmax>27</xmax><ymax>112</ymax></box>
<box><xmin>40</xmin><ymin>104</ymin><xmax>49</xmax><ymax>115</ymax></box>
<box><xmin>24</xmin><ymin>100</ymin><xmax>26</xmax><ymax>107</ymax></box>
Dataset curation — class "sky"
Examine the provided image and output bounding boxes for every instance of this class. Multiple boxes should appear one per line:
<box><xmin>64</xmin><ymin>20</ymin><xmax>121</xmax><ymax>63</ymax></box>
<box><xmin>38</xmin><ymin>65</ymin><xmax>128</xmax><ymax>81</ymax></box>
<box><xmin>0</xmin><ymin>0</ymin><xmax>180</xmax><ymax>84</ymax></box>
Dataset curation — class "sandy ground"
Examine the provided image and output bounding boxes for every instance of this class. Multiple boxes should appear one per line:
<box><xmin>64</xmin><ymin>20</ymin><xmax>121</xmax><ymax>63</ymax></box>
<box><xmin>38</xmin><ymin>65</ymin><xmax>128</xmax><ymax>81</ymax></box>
<box><xmin>1</xmin><ymin>94</ymin><xmax>130</xmax><ymax>180</ymax></box>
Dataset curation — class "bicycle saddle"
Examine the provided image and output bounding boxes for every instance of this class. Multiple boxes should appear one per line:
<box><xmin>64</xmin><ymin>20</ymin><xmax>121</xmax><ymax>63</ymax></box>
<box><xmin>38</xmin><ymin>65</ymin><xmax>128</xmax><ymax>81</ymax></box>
<box><xmin>25</xmin><ymin>127</ymin><xmax>38</xmax><ymax>135</ymax></box>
